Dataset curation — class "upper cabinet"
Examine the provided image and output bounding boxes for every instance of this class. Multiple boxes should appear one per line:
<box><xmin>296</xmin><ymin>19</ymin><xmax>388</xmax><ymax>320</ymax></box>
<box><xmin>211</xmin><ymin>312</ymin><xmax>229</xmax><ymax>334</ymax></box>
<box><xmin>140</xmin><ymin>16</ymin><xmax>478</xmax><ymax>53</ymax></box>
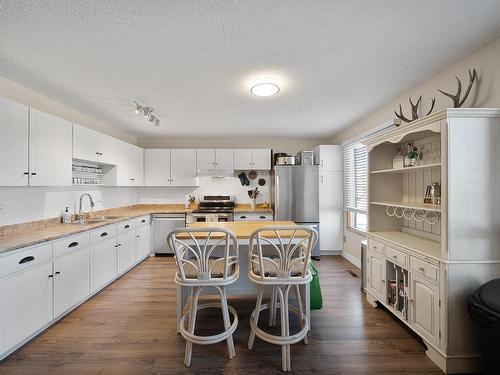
<box><xmin>144</xmin><ymin>149</ymin><xmax>171</xmax><ymax>186</ymax></box>
<box><xmin>233</xmin><ymin>148</ymin><xmax>271</xmax><ymax>170</ymax></box>
<box><xmin>313</xmin><ymin>145</ymin><xmax>342</xmax><ymax>172</ymax></box>
<box><xmin>196</xmin><ymin>149</ymin><xmax>234</xmax><ymax>172</ymax></box>
<box><xmin>0</xmin><ymin>97</ymin><xmax>29</xmax><ymax>186</ymax></box>
<box><xmin>144</xmin><ymin>149</ymin><xmax>198</xmax><ymax>186</ymax></box>
<box><xmin>73</xmin><ymin>124</ymin><xmax>116</xmax><ymax>165</ymax></box>
<box><xmin>29</xmin><ymin>109</ymin><xmax>72</xmax><ymax>186</ymax></box>
<box><xmin>114</xmin><ymin>141</ymin><xmax>144</xmax><ymax>186</ymax></box>
<box><xmin>0</xmin><ymin>99</ymin><xmax>71</xmax><ymax>187</ymax></box>
<box><xmin>171</xmin><ymin>149</ymin><xmax>198</xmax><ymax>186</ymax></box>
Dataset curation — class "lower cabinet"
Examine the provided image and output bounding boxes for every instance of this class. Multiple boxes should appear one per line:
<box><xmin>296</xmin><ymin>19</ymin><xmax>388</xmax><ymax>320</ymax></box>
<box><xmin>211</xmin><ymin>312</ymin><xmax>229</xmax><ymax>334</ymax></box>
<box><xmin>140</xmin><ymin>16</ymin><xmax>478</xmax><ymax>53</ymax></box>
<box><xmin>410</xmin><ymin>273</ymin><xmax>440</xmax><ymax>346</ymax></box>
<box><xmin>53</xmin><ymin>248</ymin><xmax>90</xmax><ymax>317</ymax></box>
<box><xmin>90</xmin><ymin>229</ymin><xmax>117</xmax><ymax>293</ymax></box>
<box><xmin>1</xmin><ymin>262</ymin><xmax>53</xmax><ymax>352</ymax></box>
<box><xmin>366</xmin><ymin>250</ymin><xmax>386</xmax><ymax>301</ymax></box>
<box><xmin>117</xmin><ymin>230</ymin><xmax>136</xmax><ymax>274</ymax></box>
<box><xmin>135</xmin><ymin>223</ymin><xmax>151</xmax><ymax>261</ymax></box>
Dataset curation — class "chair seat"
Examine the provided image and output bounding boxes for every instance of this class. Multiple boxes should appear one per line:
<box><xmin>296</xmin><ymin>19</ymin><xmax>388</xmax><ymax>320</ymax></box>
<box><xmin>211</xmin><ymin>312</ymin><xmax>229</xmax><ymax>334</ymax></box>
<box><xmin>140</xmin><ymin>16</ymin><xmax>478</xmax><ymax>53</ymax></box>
<box><xmin>252</xmin><ymin>258</ymin><xmax>307</xmax><ymax>277</ymax></box>
<box><xmin>181</xmin><ymin>258</ymin><xmax>235</xmax><ymax>279</ymax></box>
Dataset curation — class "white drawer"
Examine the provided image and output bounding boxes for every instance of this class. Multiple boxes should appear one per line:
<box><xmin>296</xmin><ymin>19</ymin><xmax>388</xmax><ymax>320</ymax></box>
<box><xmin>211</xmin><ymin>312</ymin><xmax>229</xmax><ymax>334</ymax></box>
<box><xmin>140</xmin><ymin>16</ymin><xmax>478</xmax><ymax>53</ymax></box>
<box><xmin>0</xmin><ymin>243</ymin><xmax>53</xmax><ymax>278</ymax></box>
<box><xmin>368</xmin><ymin>238</ymin><xmax>384</xmax><ymax>256</ymax></box>
<box><xmin>235</xmin><ymin>213</ymin><xmax>273</xmax><ymax>221</ymax></box>
<box><xmin>90</xmin><ymin>225</ymin><xmax>117</xmax><ymax>244</ymax></box>
<box><xmin>135</xmin><ymin>215</ymin><xmax>150</xmax><ymax>226</ymax></box>
<box><xmin>53</xmin><ymin>233</ymin><xmax>90</xmax><ymax>258</ymax></box>
<box><xmin>385</xmin><ymin>246</ymin><xmax>408</xmax><ymax>267</ymax></box>
<box><xmin>410</xmin><ymin>256</ymin><xmax>439</xmax><ymax>283</ymax></box>
<box><xmin>117</xmin><ymin>219</ymin><xmax>136</xmax><ymax>234</ymax></box>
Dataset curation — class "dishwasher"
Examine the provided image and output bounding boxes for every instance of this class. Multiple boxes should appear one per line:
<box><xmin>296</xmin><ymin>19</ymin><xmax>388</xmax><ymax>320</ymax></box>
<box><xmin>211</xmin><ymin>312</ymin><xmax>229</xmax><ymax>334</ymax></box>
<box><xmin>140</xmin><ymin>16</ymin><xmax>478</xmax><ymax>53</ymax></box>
<box><xmin>152</xmin><ymin>214</ymin><xmax>186</xmax><ymax>255</ymax></box>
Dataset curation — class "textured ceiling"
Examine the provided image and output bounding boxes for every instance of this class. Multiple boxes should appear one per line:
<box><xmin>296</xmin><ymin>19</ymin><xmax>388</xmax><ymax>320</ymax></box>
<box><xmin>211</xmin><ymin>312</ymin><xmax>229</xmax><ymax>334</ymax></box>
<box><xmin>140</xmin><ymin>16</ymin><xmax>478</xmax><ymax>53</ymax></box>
<box><xmin>2</xmin><ymin>0</ymin><xmax>500</xmax><ymax>138</ymax></box>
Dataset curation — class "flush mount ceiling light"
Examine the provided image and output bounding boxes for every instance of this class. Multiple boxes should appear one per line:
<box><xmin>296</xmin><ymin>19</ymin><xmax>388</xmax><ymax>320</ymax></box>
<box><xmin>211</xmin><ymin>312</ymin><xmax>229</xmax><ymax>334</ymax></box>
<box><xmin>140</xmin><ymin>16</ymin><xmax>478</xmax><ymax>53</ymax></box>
<box><xmin>134</xmin><ymin>101</ymin><xmax>160</xmax><ymax>127</ymax></box>
<box><xmin>250</xmin><ymin>81</ymin><xmax>280</xmax><ymax>97</ymax></box>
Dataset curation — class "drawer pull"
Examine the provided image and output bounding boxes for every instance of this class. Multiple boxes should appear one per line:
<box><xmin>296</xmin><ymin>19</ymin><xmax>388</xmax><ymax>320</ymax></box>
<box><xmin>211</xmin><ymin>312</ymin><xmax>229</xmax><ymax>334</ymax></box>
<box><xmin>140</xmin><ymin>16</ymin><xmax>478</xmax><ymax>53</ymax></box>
<box><xmin>141</xmin><ymin>219</ymin><xmax>146</xmax><ymax>223</ymax></box>
<box><xmin>240</xmin><ymin>216</ymin><xmax>247</xmax><ymax>219</ymax></box>
<box><xmin>55</xmin><ymin>271</ymin><xmax>61</xmax><ymax>275</ymax></box>
<box><xmin>19</xmin><ymin>256</ymin><xmax>35</xmax><ymax>264</ymax></box>
<box><xmin>419</xmin><ymin>267</ymin><xmax>425</xmax><ymax>272</ymax></box>
<box><xmin>124</xmin><ymin>225</ymin><xmax>130</xmax><ymax>229</ymax></box>
<box><xmin>48</xmin><ymin>274</ymin><xmax>54</xmax><ymax>278</ymax></box>
<box><xmin>259</xmin><ymin>216</ymin><xmax>266</xmax><ymax>219</ymax></box>
<box><xmin>100</xmin><ymin>232</ymin><xmax>108</xmax><ymax>237</ymax></box>
<box><xmin>392</xmin><ymin>255</ymin><xmax>397</xmax><ymax>259</ymax></box>
<box><xmin>68</xmin><ymin>241</ymin><xmax>79</xmax><ymax>248</ymax></box>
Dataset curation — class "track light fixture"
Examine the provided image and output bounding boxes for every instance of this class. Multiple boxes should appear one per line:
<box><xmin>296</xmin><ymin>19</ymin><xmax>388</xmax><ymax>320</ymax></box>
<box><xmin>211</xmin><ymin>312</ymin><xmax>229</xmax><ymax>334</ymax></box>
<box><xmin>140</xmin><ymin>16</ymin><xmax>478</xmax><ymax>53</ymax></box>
<box><xmin>133</xmin><ymin>101</ymin><xmax>160</xmax><ymax>127</ymax></box>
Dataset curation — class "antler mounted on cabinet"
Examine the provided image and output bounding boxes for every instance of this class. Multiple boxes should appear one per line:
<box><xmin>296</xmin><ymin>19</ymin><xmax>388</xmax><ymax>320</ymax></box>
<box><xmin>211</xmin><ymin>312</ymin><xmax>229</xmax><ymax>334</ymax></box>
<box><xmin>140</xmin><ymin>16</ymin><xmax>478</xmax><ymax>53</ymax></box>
<box><xmin>394</xmin><ymin>96</ymin><xmax>436</xmax><ymax>123</ymax></box>
<box><xmin>437</xmin><ymin>68</ymin><xmax>477</xmax><ymax>108</ymax></box>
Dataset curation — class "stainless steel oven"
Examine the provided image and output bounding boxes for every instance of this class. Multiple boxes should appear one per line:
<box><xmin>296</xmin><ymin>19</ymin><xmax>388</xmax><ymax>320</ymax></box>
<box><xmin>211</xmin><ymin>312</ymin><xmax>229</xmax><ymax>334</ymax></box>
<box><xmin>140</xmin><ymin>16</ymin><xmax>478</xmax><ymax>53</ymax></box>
<box><xmin>192</xmin><ymin>212</ymin><xmax>234</xmax><ymax>222</ymax></box>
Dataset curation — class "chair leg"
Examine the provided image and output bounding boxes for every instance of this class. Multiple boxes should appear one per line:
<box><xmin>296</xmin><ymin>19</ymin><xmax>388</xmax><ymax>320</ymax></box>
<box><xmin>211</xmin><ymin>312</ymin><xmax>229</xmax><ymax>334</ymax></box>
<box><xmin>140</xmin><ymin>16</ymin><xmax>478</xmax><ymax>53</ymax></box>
<box><xmin>220</xmin><ymin>286</ymin><xmax>236</xmax><ymax>359</ymax></box>
<box><xmin>277</xmin><ymin>286</ymin><xmax>289</xmax><ymax>372</ymax></box>
<box><xmin>248</xmin><ymin>285</ymin><xmax>265</xmax><ymax>350</ymax></box>
<box><xmin>294</xmin><ymin>284</ymin><xmax>308</xmax><ymax>344</ymax></box>
<box><xmin>269</xmin><ymin>286</ymin><xmax>276</xmax><ymax>327</ymax></box>
<box><xmin>284</xmin><ymin>286</ymin><xmax>291</xmax><ymax>372</ymax></box>
<box><xmin>184</xmin><ymin>287</ymin><xmax>199</xmax><ymax>367</ymax></box>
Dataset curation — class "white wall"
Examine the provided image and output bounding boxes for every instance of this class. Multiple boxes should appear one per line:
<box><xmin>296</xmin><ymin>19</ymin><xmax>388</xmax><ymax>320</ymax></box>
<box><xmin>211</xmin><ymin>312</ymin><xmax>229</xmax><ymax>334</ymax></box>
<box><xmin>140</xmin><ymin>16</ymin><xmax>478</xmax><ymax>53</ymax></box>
<box><xmin>333</xmin><ymin>37</ymin><xmax>500</xmax><ymax>264</ymax></box>
<box><xmin>138</xmin><ymin>174</ymin><xmax>271</xmax><ymax>206</ymax></box>
<box><xmin>0</xmin><ymin>186</ymin><xmax>139</xmax><ymax>226</ymax></box>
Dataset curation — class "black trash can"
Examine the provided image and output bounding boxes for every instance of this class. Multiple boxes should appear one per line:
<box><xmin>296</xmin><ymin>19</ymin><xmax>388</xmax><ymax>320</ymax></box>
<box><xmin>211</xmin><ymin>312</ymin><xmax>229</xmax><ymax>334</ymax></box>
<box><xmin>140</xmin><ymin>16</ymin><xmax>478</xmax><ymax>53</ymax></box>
<box><xmin>468</xmin><ymin>278</ymin><xmax>500</xmax><ymax>374</ymax></box>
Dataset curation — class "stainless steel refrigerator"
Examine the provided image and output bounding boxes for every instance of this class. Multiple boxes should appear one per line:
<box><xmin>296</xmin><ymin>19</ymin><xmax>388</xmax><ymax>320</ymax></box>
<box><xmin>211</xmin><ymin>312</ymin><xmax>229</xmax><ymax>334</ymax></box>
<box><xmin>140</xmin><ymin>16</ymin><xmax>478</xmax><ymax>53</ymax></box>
<box><xmin>272</xmin><ymin>165</ymin><xmax>321</xmax><ymax>259</ymax></box>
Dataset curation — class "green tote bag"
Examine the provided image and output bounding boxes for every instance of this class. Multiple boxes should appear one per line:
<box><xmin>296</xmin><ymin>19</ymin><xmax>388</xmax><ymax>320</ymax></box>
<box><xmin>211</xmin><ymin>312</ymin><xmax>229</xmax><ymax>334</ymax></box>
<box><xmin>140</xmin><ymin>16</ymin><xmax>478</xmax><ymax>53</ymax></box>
<box><xmin>310</xmin><ymin>261</ymin><xmax>323</xmax><ymax>310</ymax></box>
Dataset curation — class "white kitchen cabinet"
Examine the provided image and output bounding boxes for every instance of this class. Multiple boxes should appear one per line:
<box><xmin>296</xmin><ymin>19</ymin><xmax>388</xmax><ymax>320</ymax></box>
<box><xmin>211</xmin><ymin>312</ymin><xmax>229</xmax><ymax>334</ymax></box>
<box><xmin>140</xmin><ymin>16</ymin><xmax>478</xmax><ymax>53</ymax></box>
<box><xmin>144</xmin><ymin>149</ymin><xmax>171</xmax><ymax>186</ymax></box>
<box><xmin>1</xmin><ymin>261</ymin><xmax>53</xmax><ymax>352</ymax></box>
<box><xmin>53</xmin><ymin>247</ymin><xmax>90</xmax><ymax>317</ymax></box>
<box><xmin>319</xmin><ymin>171</ymin><xmax>343</xmax><ymax>251</ymax></box>
<box><xmin>234</xmin><ymin>149</ymin><xmax>271</xmax><ymax>170</ymax></box>
<box><xmin>116</xmin><ymin>140</ymin><xmax>144</xmax><ymax>186</ymax></box>
<box><xmin>135</xmin><ymin>221</ymin><xmax>151</xmax><ymax>261</ymax></box>
<box><xmin>170</xmin><ymin>149</ymin><xmax>198</xmax><ymax>186</ymax></box>
<box><xmin>197</xmin><ymin>149</ymin><xmax>234</xmax><ymax>171</ymax></box>
<box><xmin>90</xmin><ymin>226</ymin><xmax>117</xmax><ymax>293</ymax></box>
<box><xmin>29</xmin><ymin>108</ymin><xmax>72</xmax><ymax>186</ymax></box>
<box><xmin>73</xmin><ymin>124</ymin><xmax>117</xmax><ymax>165</ymax></box>
<box><xmin>117</xmin><ymin>221</ymin><xmax>136</xmax><ymax>274</ymax></box>
<box><xmin>313</xmin><ymin>145</ymin><xmax>342</xmax><ymax>172</ymax></box>
<box><xmin>366</xmin><ymin>250</ymin><xmax>386</xmax><ymax>301</ymax></box>
<box><xmin>0</xmin><ymin>97</ymin><xmax>29</xmax><ymax>186</ymax></box>
<box><xmin>410</xmin><ymin>274</ymin><xmax>440</xmax><ymax>346</ymax></box>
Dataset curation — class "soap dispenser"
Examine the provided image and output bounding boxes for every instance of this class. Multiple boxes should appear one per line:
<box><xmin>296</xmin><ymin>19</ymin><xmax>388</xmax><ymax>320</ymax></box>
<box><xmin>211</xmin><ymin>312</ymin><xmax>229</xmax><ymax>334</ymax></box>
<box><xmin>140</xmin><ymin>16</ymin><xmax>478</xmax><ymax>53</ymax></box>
<box><xmin>62</xmin><ymin>207</ymin><xmax>72</xmax><ymax>224</ymax></box>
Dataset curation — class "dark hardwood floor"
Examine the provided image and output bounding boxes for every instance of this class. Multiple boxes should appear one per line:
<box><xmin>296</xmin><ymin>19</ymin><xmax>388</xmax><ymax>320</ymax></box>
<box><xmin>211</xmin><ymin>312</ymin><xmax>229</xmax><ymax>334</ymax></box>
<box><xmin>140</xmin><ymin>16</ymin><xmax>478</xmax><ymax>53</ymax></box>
<box><xmin>0</xmin><ymin>256</ymin><xmax>442</xmax><ymax>374</ymax></box>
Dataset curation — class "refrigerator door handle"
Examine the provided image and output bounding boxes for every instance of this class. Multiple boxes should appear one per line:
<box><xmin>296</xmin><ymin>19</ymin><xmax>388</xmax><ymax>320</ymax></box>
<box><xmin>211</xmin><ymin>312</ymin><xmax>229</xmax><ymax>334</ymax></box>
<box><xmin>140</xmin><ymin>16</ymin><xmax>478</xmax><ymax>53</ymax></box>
<box><xmin>275</xmin><ymin>174</ymin><xmax>279</xmax><ymax>216</ymax></box>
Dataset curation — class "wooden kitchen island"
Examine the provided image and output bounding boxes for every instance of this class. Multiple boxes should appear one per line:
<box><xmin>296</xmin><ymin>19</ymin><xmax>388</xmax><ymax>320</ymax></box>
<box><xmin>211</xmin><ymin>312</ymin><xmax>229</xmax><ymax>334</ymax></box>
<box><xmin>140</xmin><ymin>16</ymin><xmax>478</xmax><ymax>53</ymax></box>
<box><xmin>175</xmin><ymin>221</ymin><xmax>311</xmax><ymax>332</ymax></box>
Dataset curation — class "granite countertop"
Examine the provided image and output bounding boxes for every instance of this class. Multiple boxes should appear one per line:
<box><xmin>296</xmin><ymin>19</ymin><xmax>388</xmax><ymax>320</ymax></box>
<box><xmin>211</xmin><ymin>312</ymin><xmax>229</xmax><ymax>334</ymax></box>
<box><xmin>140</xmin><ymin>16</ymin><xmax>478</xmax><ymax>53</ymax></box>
<box><xmin>0</xmin><ymin>204</ymin><xmax>273</xmax><ymax>255</ymax></box>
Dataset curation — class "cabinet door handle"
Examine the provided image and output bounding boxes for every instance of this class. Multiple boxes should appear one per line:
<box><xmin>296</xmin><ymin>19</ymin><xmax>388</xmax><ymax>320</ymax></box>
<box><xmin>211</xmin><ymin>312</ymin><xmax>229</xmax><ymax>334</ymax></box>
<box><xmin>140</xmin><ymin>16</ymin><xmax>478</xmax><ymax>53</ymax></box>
<box><xmin>320</xmin><ymin>175</ymin><xmax>324</xmax><ymax>183</ymax></box>
<box><xmin>23</xmin><ymin>172</ymin><xmax>29</xmax><ymax>175</ymax></box>
<box><xmin>19</xmin><ymin>256</ymin><xmax>35</xmax><ymax>264</ymax></box>
<box><xmin>130</xmin><ymin>178</ymin><xmax>135</xmax><ymax>181</ymax></box>
<box><xmin>124</xmin><ymin>224</ymin><xmax>130</xmax><ymax>229</ymax></box>
<box><xmin>137</xmin><ymin>235</ymin><xmax>140</xmax><ymax>238</ymax></box>
<box><xmin>115</xmin><ymin>244</ymin><xmax>119</xmax><ymax>248</ymax></box>
<box><xmin>48</xmin><ymin>274</ymin><xmax>54</xmax><ymax>278</ymax></box>
<box><xmin>96</xmin><ymin>152</ymin><xmax>100</xmax><ymax>155</ymax></box>
<box><xmin>55</xmin><ymin>271</ymin><xmax>61</xmax><ymax>275</ymax></box>
<box><xmin>100</xmin><ymin>232</ymin><xmax>108</xmax><ymax>237</ymax></box>
<box><xmin>68</xmin><ymin>241</ymin><xmax>79</xmax><ymax>248</ymax></box>
<box><xmin>31</xmin><ymin>172</ymin><xmax>37</xmax><ymax>176</ymax></box>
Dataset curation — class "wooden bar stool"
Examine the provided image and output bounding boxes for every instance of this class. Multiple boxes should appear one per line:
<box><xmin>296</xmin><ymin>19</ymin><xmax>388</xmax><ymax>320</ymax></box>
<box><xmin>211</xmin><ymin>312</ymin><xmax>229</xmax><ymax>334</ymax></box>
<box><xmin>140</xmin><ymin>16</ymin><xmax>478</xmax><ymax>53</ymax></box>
<box><xmin>247</xmin><ymin>226</ymin><xmax>318</xmax><ymax>372</ymax></box>
<box><xmin>167</xmin><ymin>228</ymin><xmax>239</xmax><ymax>367</ymax></box>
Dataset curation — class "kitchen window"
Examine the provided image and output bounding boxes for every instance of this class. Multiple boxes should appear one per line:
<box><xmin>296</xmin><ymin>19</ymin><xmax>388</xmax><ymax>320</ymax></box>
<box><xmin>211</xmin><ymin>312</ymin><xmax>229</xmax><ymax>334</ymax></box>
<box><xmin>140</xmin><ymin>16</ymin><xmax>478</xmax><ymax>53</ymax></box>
<box><xmin>344</xmin><ymin>141</ymin><xmax>367</xmax><ymax>233</ymax></box>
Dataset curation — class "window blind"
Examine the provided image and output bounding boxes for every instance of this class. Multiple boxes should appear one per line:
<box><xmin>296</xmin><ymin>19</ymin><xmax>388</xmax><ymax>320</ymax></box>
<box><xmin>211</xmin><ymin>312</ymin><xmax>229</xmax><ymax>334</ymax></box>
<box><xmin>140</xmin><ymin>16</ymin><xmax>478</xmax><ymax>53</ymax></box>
<box><xmin>344</xmin><ymin>142</ymin><xmax>367</xmax><ymax>213</ymax></box>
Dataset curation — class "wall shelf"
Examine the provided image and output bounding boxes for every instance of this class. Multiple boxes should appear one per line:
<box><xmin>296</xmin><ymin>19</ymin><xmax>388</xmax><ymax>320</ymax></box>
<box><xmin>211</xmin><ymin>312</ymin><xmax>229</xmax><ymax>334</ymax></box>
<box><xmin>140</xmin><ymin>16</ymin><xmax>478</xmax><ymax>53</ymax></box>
<box><xmin>371</xmin><ymin>163</ymin><xmax>441</xmax><ymax>175</ymax></box>
<box><xmin>370</xmin><ymin>201</ymin><xmax>441</xmax><ymax>212</ymax></box>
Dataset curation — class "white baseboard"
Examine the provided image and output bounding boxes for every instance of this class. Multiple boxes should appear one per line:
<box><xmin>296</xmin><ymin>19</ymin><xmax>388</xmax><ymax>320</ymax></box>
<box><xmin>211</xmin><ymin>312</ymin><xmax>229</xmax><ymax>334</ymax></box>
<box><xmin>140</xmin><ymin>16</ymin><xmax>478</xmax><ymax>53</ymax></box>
<box><xmin>341</xmin><ymin>250</ymin><xmax>361</xmax><ymax>268</ymax></box>
<box><xmin>320</xmin><ymin>250</ymin><xmax>342</xmax><ymax>256</ymax></box>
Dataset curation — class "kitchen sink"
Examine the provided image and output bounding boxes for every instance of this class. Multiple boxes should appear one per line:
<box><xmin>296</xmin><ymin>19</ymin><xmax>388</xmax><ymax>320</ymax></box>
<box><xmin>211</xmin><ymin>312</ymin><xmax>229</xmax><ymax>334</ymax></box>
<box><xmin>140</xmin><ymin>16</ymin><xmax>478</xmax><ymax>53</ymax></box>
<box><xmin>70</xmin><ymin>215</ymin><xmax>124</xmax><ymax>225</ymax></box>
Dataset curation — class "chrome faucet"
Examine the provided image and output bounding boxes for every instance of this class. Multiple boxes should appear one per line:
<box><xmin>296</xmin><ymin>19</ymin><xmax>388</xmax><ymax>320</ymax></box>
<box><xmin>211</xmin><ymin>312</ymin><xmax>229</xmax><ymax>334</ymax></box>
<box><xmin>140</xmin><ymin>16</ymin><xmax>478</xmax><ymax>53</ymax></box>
<box><xmin>78</xmin><ymin>193</ymin><xmax>95</xmax><ymax>224</ymax></box>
